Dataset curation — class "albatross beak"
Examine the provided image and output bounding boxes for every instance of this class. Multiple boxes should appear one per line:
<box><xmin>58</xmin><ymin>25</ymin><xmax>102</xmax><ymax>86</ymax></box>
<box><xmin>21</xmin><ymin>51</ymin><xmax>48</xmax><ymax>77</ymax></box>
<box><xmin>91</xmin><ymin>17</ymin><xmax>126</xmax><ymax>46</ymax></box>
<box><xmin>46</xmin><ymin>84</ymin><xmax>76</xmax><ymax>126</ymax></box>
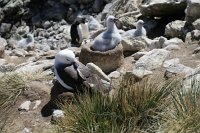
<box><xmin>114</xmin><ymin>18</ymin><xmax>119</xmax><ymax>23</ymax></box>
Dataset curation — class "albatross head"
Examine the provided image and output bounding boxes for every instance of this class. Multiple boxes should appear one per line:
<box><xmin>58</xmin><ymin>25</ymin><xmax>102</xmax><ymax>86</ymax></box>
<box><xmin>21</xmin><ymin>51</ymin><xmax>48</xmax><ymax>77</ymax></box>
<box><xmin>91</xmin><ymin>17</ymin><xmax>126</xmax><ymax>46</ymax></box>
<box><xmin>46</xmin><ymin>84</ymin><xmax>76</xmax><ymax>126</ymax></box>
<box><xmin>55</xmin><ymin>49</ymin><xmax>76</xmax><ymax>65</ymax></box>
<box><xmin>106</xmin><ymin>16</ymin><xmax>118</xmax><ymax>29</ymax></box>
<box><xmin>136</xmin><ymin>20</ymin><xmax>144</xmax><ymax>29</ymax></box>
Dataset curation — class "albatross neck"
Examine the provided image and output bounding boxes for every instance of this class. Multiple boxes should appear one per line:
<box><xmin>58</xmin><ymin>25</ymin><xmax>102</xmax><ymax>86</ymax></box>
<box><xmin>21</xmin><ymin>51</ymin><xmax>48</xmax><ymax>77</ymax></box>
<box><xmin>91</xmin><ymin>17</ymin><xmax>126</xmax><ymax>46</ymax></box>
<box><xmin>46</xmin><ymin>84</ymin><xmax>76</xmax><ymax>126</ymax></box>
<box><xmin>106</xmin><ymin>24</ymin><xmax>118</xmax><ymax>33</ymax></box>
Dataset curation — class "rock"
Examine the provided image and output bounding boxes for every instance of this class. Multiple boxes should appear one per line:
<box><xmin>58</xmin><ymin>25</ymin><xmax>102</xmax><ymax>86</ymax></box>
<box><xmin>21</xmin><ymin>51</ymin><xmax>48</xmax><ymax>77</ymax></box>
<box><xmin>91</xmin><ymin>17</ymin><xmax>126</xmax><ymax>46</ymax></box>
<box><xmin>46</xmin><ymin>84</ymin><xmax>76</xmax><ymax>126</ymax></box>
<box><xmin>18</xmin><ymin>101</ymin><xmax>31</xmax><ymax>112</ymax></box>
<box><xmin>135</xmin><ymin>49</ymin><xmax>169</xmax><ymax>70</ymax></box>
<box><xmin>52</xmin><ymin>109</ymin><xmax>64</xmax><ymax>121</ymax></box>
<box><xmin>0</xmin><ymin>63</ymin><xmax>15</xmax><ymax>72</ymax></box>
<box><xmin>192</xmin><ymin>18</ymin><xmax>200</xmax><ymax>30</ymax></box>
<box><xmin>16</xmin><ymin>26</ymin><xmax>30</xmax><ymax>35</ymax></box>
<box><xmin>140</xmin><ymin>0</ymin><xmax>187</xmax><ymax>17</ymax></box>
<box><xmin>132</xmin><ymin>68</ymin><xmax>152</xmax><ymax>79</ymax></box>
<box><xmin>32</xmin><ymin>100</ymin><xmax>41</xmax><ymax>110</ymax></box>
<box><xmin>163</xmin><ymin>37</ymin><xmax>183</xmax><ymax>47</ymax></box>
<box><xmin>193</xmin><ymin>47</ymin><xmax>200</xmax><ymax>54</ymax></box>
<box><xmin>182</xmin><ymin>71</ymin><xmax>200</xmax><ymax>94</ymax></box>
<box><xmin>121</xmin><ymin>36</ymin><xmax>147</xmax><ymax>53</ymax></box>
<box><xmin>93</xmin><ymin>0</ymin><xmax>104</xmax><ymax>13</ymax></box>
<box><xmin>67</xmin><ymin>47</ymin><xmax>81</xmax><ymax>57</ymax></box>
<box><xmin>10</xmin><ymin>49</ymin><xmax>27</xmax><ymax>57</ymax></box>
<box><xmin>163</xmin><ymin>58</ymin><xmax>194</xmax><ymax>78</ymax></box>
<box><xmin>108</xmin><ymin>71</ymin><xmax>121</xmax><ymax>79</ymax></box>
<box><xmin>132</xmin><ymin>51</ymin><xmax>148</xmax><ymax>60</ymax></box>
<box><xmin>43</xmin><ymin>21</ymin><xmax>52</xmax><ymax>29</ymax></box>
<box><xmin>0</xmin><ymin>37</ymin><xmax>7</xmax><ymax>47</ymax></box>
<box><xmin>185</xmin><ymin>0</ymin><xmax>200</xmax><ymax>23</ymax></box>
<box><xmin>15</xmin><ymin>59</ymin><xmax>54</xmax><ymax>74</ymax></box>
<box><xmin>165</xmin><ymin>20</ymin><xmax>186</xmax><ymax>38</ymax></box>
<box><xmin>22</xmin><ymin>127</ymin><xmax>31</xmax><ymax>133</ymax></box>
<box><xmin>79</xmin><ymin>43</ymin><xmax>124</xmax><ymax>73</ymax></box>
<box><xmin>164</xmin><ymin>44</ymin><xmax>181</xmax><ymax>51</ymax></box>
<box><xmin>86</xmin><ymin>63</ymin><xmax>110</xmax><ymax>82</ymax></box>
<box><xmin>163</xmin><ymin>58</ymin><xmax>180</xmax><ymax>68</ymax></box>
<box><xmin>0</xmin><ymin>23</ymin><xmax>11</xmax><ymax>33</ymax></box>
<box><xmin>185</xmin><ymin>30</ymin><xmax>200</xmax><ymax>43</ymax></box>
<box><xmin>0</xmin><ymin>59</ymin><xmax>7</xmax><ymax>65</ymax></box>
<box><xmin>117</xmin><ymin>16</ymin><xmax>137</xmax><ymax>30</ymax></box>
<box><xmin>0</xmin><ymin>44</ymin><xmax>5</xmax><ymax>58</ymax></box>
<box><xmin>149</xmin><ymin>36</ymin><xmax>167</xmax><ymax>50</ymax></box>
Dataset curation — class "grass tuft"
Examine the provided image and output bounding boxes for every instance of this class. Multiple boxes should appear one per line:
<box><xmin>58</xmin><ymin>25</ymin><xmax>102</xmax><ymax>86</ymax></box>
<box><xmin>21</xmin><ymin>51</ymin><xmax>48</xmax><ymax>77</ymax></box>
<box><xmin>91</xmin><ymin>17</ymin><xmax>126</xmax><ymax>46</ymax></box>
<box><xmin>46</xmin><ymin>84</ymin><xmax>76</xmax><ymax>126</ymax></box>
<box><xmin>56</xmin><ymin>76</ymin><xmax>177</xmax><ymax>133</ymax></box>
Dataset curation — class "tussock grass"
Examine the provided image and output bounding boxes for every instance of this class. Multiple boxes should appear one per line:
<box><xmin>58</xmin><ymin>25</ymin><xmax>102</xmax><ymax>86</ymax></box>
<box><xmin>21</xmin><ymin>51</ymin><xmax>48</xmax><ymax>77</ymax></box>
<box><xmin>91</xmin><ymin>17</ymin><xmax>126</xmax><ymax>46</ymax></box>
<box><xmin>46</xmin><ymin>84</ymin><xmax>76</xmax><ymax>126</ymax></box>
<box><xmin>0</xmin><ymin>73</ymin><xmax>26</xmax><ymax>131</ymax></box>
<box><xmin>160</xmin><ymin>87</ymin><xmax>200</xmax><ymax>133</ymax></box>
<box><xmin>56</xmin><ymin>76</ymin><xmax>178</xmax><ymax>133</ymax></box>
<box><xmin>0</xmin><ymin>70</ymin><xmax>53</xmax><ymax>132</ymax></box>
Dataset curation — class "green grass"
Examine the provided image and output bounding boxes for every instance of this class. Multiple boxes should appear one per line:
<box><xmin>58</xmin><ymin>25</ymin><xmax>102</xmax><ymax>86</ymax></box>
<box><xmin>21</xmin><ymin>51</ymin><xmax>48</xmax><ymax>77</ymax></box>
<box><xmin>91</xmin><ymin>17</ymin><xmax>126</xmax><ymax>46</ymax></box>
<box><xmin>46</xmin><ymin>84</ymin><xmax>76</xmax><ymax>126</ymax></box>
<box><xmin>56</xmin><ymin>77</ymin><xmax>179</xmax><ymax>133</ymax></box>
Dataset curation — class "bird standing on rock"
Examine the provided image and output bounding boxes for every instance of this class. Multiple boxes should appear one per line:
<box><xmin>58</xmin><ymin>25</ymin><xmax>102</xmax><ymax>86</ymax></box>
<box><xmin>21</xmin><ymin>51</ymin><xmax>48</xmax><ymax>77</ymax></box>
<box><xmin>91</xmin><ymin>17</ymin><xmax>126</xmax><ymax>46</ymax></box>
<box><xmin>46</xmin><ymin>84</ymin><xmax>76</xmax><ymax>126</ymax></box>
<box><xmin>70</xmin><ymin>16</ymin><xmax>89</xmax><ymax>47</ymax></box>
<box><xmin>122</xmin><ymin>20</ymin><xmax>146</xmax><ymax>37</ymax></box>
<box><xmin>17</xmin><ymin>34</ymin><xmax>34</xmax><ymax>48</ymax></box>
<box><xmin>91</xmin><ymin>15</ymin><xmax>121</xmax><ymax>52</ymax></box>
<box><xmin>88</xmin><ymin>16</ymin><xmax>102</xmax><ymax>31</ymax></box>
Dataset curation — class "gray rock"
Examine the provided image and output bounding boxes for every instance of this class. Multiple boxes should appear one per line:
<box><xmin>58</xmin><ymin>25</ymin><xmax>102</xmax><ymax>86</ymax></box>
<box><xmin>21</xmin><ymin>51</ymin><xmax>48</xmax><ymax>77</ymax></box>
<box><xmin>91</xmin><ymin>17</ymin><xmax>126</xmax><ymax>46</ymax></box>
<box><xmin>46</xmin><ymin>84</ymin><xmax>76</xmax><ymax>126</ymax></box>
<box><xmin>163</xmin><ymin>37</ymin><xmax>183</xmax><ymax>47</ymax></box>
<box><xmin>15</xmin><ymin>59</ymin><xmax>54</xmax><ymax>74</ymax></box>
<box><xmin>132</xmin><ymin>51</ymin><xmax>148</xmax><ymax>60</ymax></box>
<box><xmin>135</xmin><ymin>49</ymin><xmax>169</xmax><ymax>70</ymax></box>
<box><xmin>165</xmin><ymin>20</ymin><xmax>186</xmax><ymax>38</ymax></box>
<box><xmin>193</xmin><ymin>47</ymin><xmax>200</xmax><ymax>54</ymax></box>
<box><xmin>43</xmin><ymin>21</ymin><xmax>52</xmax><ymax>29</ymax></box>
<box><xmin>18</xmin><ymin>101</ymin><xmax>31</xmax><ymax>112</ymax></box>
<box><xmin>163</xmin><ymin>58</ymin><xmax>194</xmax><ymax>78</ymax></box>
<box><xmin>10</xmin><ymin>49</ymin><xmax>27</xmax><ymax>57</ymax></box>
<box><xmin>108</xmin><ymin>71</ymin><xmax>121</xmax><ymax>79</ymax></box>
<box><xmin>149</xmin><ymin>36</ymin><xmax>167</xmax><ymax>50</ymax></box>
<box><xmin>164</xmin><ymin>44</ymin><xmax>181</xmax><ymax>51</ymax></box>
<box><xmin>192</xmin><ymin>18</ymin><xmax>200</xmax><ymax>30</ymax></box>
<box><xmin>0</xmin><ymin>37</ymin><xmax>7</xmax><ymax>47</ymax></box>
<box><xmin>185</xmin><ymin>0</ymin><xmax>200</xmax><ymax>23</ymax></box>
<box><xmin>0</xmin><ymin>23</ymin><xmax>11</xmax><ymax>33</ymax></box>
<box><xmin>132</xmin><ymin>68</ymin><xmax>152</xmax><ymax>79</ymax></box>
<box><xmin>140</xmin><ymin>0</ymin><xmax>187</xmax><ymax>16</ymax></box>
<box><xmin>32</xmin><ymin>100</ymin><xmax>41</xmax><ymax>110</ymax></box>
<box><xmin>185</xmin><ymin>30</ymin><xmax>200</xmax><ymax>43</ymax></box>
<box><xmin>0</xmin><ymin>44</ymin><xmax>5</xmax><ymax>58</ymax></box>
<box><xmin>86</xmin><ymin>63</ymin><xmax>111</xmax><ymax>82</ymax></box>
<box><xmin>121</xmin><ymin>36</ymin><xmax>147</xmax><ymax>53</ymax></box>
<box><xmin>16</xmin><ymin>26</ymin><xmax>30</xmax><ymax>35</ymax></box>
<box><xmin>52</xmin><ymin>109</ymin><xmax>64</xmax><ymax>121</ymax></box>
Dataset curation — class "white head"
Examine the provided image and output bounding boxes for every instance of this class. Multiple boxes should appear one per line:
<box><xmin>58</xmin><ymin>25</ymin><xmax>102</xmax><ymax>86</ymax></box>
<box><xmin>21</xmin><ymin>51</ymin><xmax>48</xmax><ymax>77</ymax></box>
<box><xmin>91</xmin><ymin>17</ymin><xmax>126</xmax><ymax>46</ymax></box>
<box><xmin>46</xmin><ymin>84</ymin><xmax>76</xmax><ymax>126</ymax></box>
<box><xmin>55</xmin><ymin>49</ymin><xmax>76</xmax><ymax>65</ymax></box>
<box><xmin>136</xmin><ymin>20</ymin><xmax>144</xmax><ymax>29</ymax></box>
<box><xmin>27</xmin><ymin>34</ymin><xmax>34</xmax><ymax>43</ymax></box>
<box><xmin>106</xmin><ymin>15</ymin><xmax>118</xmax><ymax>30</ymax></box>
<box><xmin>89</xmin><ymin>16</ymin><xmax>94</xmax><ymax>22</ymax></box>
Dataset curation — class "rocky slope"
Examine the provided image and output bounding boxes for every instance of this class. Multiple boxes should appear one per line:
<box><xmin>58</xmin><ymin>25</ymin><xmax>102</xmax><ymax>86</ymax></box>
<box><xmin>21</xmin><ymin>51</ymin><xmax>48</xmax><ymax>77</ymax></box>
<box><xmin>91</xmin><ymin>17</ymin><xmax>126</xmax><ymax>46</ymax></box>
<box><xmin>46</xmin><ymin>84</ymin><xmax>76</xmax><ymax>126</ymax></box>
<box><xmin>1</xmin><ymin>0</ymin><xmax>200</xmax><ymax>132</ymax></box>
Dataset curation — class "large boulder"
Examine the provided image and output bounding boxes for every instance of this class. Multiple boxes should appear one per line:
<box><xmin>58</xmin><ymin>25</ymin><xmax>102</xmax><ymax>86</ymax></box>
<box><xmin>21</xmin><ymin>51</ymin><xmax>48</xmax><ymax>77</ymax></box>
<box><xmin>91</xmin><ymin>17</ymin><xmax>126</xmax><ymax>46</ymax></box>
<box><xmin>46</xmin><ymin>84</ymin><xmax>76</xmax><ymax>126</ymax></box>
<box><xmin>140</xmin><ymin>0</ymin><xmax>187</xmax><ymax>17</ymax></box>
<box><xmin>121</xmin><ymin>36</ymin><xmax>147</xmax><ymax>53</ymax></box>
<box><xmin>192</xmin><ymin>18</ymin><xmax>200</xmax><ymax>30</ymax></box>
<box><xmin>134</xmin><ymin>49</ymin><xmax>169</xmax><ymax>70</ymax></box>
<box><xmin>79</xmin><ymin>43</ymin><xmax>124</xmax><ymax>73</ymax></box>
<box><xmin>185</xmin><ymin>0</ymin><xmax>200</xmax><ymax>23</ymax></box>
<box><xmin>163</xmin><ymin>58</ymin><xmax>194</xmax><ymax>78</ymax></box>
<box><xmin>165</xmin><ymin>20</ymin><xmax>187</xmax><ymax>38</ymax></box>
